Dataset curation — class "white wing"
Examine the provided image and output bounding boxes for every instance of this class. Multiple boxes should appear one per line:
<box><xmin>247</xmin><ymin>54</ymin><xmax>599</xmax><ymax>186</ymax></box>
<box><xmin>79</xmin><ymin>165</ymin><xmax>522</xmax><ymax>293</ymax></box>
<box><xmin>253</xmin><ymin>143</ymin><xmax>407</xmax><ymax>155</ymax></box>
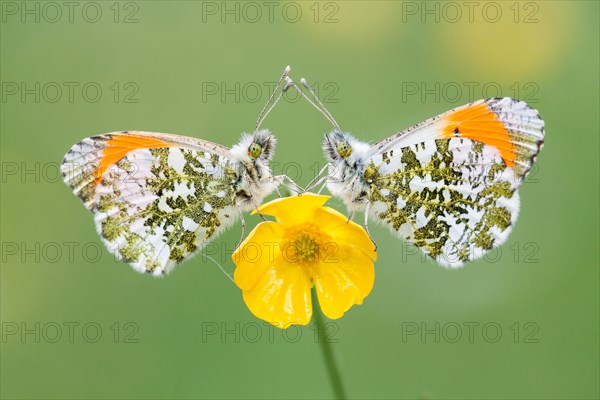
<box><xmin>365</xmin><ymin>98</ymin><xmax>544</xmax><ymax>267</ymax></box>
<box><xmin>61</xmin><ymin>131</ymin><xmax>240</xmax><ymax>276</ymax></box>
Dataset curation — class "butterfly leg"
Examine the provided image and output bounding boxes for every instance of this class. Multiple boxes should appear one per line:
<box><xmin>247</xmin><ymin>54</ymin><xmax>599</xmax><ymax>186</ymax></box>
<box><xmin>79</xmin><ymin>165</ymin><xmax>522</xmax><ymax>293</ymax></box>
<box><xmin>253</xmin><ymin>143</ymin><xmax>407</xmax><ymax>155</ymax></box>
<box><xmin>235</xmin><ymin>204</ymin><xmax>246</xmax><ymax>250</ymax></box>
<box><xmin>345</xmin><ymin>176</ymin><xmax>359</xmax><ymax>219</ymax></box>
<box><xmin>250</xmin><ymin>195</ymin><xmax>268</xmax><ymax>221</ymax></box>
<box><xmin>286</xmin><ymin>175</ymin><xmax>304</xmax><ymax>194</ymax></box>
<box><xmin>268</xmin><ymin>175</ymin><xmax>286</xmax><ymax>198</ymax></box>
<box><xmin>364</xmin><ymin>202</ymin><xmax>378</xmax><ymax>252</ymax></box>
<box><xmin>316</xmin><ymin>180</ymin><xmax>327</xmax><ymax>194</ymax></box>
<box><xmin>274</xmin><ymin>175</ymin><xmax>303</xmax><ymax>195</ymax></box>
<box><xmin>254</xmin><ymin>204</ymin><xmax>268</xmax><ymax>221</ymax></box>
<box><xmin>346</xmin><ymin>209</ymin><xmax>356</xmax><ymax>223</ymax></box>
<box><xmin>304</xmin><ymin>163</ymin><xmax>332</xmax><ymax>193</ymax></box>
<box><xmin>307</xmin><ymin>163</ymin><xmax>345</xmax><ymax>194</ymax></box>
<box><xmin>245</xmin><ymin>178</ymin><xmax>268</xmax><ymax>221</ymax></box>
<box><xmin>308</xmin><ymin>173</ymin><xmax>335</xmax><ymax>194</ymax></box>
<box><xmin>308</xmin><ymin>174</ymin><xmax>332</xmax><ymax>194</ymax></box>
<box><xmin>317</xmin><ymin>174</ymin><xmax>343</xmax><ymax>194</ymax></box>
<box><xmin>275</xmin><ymin>185</ymin><xmax>284</xmax><ymax>198</ymax></box>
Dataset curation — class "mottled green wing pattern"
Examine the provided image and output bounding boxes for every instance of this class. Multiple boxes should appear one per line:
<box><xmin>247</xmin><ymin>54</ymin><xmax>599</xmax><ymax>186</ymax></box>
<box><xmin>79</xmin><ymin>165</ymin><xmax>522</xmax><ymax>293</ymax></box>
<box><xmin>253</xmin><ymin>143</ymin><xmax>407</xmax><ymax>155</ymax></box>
<box><xmin>367</xmin><ymin>138</ymin><xmax>519</xmax><ymax>266</ymax></box>
<box><xmin>62</xmin><ymin>133</ymin><xmax>241</xmax><ymax>276</ymax></box>
<box><xmin>363</xmin><ymin>98</ymin><xmax>544</xmax><ymax>267</ymax></box>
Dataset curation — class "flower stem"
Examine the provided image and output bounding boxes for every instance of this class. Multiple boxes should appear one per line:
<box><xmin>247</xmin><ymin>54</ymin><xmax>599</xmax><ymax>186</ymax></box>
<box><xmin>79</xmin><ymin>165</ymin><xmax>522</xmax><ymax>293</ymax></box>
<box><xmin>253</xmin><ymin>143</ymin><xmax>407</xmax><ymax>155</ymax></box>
<box><xmin>312</xmin><ymin>289</ymin><xmax>347</xmax><ymax>400</ymax></box>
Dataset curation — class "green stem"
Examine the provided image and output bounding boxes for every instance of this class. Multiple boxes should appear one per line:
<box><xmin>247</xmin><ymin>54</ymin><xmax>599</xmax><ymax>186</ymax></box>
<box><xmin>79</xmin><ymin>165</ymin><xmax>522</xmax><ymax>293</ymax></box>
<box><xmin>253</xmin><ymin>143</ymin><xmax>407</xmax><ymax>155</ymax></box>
<box><xmin>312</xmin><ymin>289</ymin><xmax>347</xmax><ymax>400</ymax></box>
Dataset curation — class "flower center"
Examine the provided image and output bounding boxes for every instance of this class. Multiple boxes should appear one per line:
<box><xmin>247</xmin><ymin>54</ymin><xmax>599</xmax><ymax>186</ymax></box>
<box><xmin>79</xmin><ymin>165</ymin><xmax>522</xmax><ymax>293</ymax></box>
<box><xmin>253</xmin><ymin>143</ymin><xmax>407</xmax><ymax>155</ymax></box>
<box><xmin>282</xmin><ymin>223</ymin><xmax>331</xmax><ymax>265</ymax></box>
<box><xmin>294</xmin><ymin>233</ymin><xmax>320</xmax><ymax>263</ymax></box>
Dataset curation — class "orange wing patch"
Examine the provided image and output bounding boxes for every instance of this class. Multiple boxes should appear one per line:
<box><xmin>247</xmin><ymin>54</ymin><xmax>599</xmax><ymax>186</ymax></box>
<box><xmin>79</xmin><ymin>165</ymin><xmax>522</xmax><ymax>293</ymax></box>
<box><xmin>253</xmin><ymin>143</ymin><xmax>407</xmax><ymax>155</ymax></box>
<box><xmin>442</xmin><ymin>103</ymin><xmax>515</xmax><ymax>168</ymax></box>
<box><xmin>95</xmin><ymin>134</ymin><xmax>172</xmax><ymax>184</ymax></box>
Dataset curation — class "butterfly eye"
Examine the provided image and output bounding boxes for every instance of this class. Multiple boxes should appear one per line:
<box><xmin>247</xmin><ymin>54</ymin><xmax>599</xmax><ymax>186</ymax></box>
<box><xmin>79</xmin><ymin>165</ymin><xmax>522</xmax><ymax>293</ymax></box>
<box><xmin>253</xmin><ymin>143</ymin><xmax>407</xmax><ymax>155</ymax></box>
<box><xmin>248</xmin><ymin>143</ymin><xmax>263</xmax><ymax>158</ymax></box>
<box><xmin>336</xmin><ymin>141</ymin><xmax>352</xmax><ymax>158</ymax></box>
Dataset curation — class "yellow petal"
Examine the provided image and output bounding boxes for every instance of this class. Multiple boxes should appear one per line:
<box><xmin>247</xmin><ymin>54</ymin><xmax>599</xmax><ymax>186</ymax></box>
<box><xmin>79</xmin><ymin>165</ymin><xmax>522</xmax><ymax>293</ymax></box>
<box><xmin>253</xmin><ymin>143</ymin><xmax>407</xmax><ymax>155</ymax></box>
<box><xmin>254</xmin><ymin>193</ymin><xmax>331</xmax><ymax>225</ymax></box>
<box><xmin>313</xmin><ymin>243</ymin><xmax>375</xmax><ymax>320</ymax></box>
<box><xmin>242</xmin><ymin>260</ymin><xmax>313</xmax><ymax>329</ymax></box>
<box><xmin>233</xmin><ymin>221</ymin><xmax>284</xmax><ymax>291</ymax></box>
<box><xmin>314</xmin><ymin>206</ymin><xmax>378</xmax><ymax>262</ymax></box>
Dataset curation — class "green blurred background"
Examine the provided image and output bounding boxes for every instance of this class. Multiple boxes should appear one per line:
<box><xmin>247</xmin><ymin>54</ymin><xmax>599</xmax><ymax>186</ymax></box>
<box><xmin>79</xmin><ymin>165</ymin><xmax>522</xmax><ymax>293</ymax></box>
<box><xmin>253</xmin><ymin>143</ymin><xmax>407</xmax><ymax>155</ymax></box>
<box><xmin>1</xmin><ymin>1</ymin><xmax>598</xmax><ymax>399</ymax></box>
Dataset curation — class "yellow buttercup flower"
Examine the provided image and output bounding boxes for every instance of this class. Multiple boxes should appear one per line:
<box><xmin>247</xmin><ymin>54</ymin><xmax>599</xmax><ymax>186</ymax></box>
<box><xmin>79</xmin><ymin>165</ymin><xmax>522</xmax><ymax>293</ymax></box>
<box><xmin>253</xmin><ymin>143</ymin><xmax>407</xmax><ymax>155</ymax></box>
<box><xmin>232</xmin><ymin>193</ymin><xmax>377</xmax><ymax>329</ymax></box>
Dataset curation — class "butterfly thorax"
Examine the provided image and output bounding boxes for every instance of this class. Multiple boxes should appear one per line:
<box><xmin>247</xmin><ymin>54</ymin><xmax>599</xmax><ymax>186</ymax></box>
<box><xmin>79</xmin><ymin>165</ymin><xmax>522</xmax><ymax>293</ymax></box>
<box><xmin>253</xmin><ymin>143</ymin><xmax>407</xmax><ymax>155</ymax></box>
<box><xmin>324</xmin><ymin>131</ymin><xmax>372</xmax><ymax>211</ymax></box>
<box><xmin>230</xmin><ymin>130</ymin><xmax>279</xmax><ymax>211</ymax></box>
<box><xmin>233</xmin><ymin>158</ymin><xmax>279</xmax><ymax>211</ymax></box>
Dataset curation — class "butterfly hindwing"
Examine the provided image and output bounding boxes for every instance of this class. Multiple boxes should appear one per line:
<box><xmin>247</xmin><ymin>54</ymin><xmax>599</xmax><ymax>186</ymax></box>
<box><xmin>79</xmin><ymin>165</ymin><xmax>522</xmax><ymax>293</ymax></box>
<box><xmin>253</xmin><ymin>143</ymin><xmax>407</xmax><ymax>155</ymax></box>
<box><xmin>367</xmin><ymin>136</ymin><xmax>520</xmax><ymax>267</ymax></box>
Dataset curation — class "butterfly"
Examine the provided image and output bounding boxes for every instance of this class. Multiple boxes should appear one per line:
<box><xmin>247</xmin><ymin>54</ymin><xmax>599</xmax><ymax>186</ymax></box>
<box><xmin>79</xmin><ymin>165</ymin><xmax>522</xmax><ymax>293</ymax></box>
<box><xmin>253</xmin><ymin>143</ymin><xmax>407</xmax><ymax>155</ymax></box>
<box><xmin>287</xmin><ymin>77</ymin><xmax>544</xmax><ymax>267</ymax></box>
<box><xmin>61</xmin><ymin>67</ymin><xmax>297</xmax><ymax>277</ymax></box>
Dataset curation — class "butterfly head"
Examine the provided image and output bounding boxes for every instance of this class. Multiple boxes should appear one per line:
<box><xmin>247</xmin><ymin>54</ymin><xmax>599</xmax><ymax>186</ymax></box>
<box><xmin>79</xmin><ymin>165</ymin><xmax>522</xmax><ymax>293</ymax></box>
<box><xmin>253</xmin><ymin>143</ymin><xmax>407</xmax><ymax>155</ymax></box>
<box><xmin>323</xmin><ymin>130</ymin><xmax>366</xmax><ymax>163</ymax></box>
<box><xmin>232</xmin><ymin>129</ymin><xmax>276</xmax><ymax>163</ymax></box>
<box><xmin>249</xmin><ymin>129</ymin><xmax>276</xmax><ymax>161</ymax></box>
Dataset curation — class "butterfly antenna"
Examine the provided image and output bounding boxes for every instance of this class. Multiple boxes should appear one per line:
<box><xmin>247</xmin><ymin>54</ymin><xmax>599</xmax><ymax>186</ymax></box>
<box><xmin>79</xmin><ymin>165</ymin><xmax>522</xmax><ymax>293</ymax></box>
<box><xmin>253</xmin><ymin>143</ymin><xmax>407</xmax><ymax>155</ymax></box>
<box><xmin>285</xmin><ymin>76</ymin><xmax>340</xmax><ymax>130</ymax></box>
<box><xmin>300</xmin><ymin>77</ymin><xmax>341</xmax><ymax>130</ymax></box>
<box><xmin>254</xmin><ymin>65</ymin><xmax>291</xmax><ymax>134</ymax></box>
<box><xmin>255</xmin><ymin>78</ymin><xmax>293</xmax><ymax>135</ymax></box>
